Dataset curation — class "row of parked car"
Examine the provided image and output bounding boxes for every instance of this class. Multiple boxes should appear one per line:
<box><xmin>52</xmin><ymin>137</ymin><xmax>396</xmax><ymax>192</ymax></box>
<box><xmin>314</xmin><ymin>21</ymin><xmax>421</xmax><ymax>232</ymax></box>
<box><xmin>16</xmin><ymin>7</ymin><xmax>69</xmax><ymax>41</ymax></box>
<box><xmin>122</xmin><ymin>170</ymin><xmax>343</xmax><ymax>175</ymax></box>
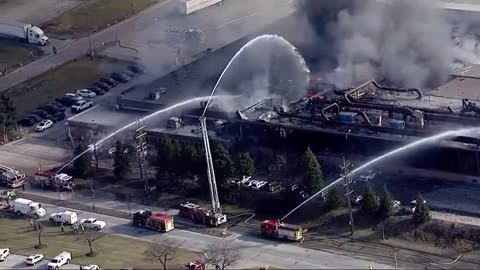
<box><xmin>231</xmin><ymin>176</ymin><xmax>286</xmax><ymax>193</ymax></box>
<box><xmin>16</xmin><ymin>65</ymin><xmax>145</xmax><ymax>130</ymax></box>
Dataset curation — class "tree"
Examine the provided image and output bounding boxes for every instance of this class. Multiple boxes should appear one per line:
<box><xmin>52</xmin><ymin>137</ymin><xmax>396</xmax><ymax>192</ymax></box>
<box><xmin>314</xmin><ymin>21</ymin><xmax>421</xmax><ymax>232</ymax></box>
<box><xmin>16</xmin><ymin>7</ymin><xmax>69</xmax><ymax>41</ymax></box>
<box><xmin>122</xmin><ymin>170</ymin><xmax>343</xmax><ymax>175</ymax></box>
<box><xmin>205</xmin><ymin>241</ymin><xmax>239</xmax><ymax>270</ymax></box>
<box><xmin>413</xmin><ymin>193</ymin><xmax>431</xmax><ymax>224</ymax></box>
<box><xmin>79</xmin><ymin>231</ymin><xmax>103</xmax><ymax>256</ymax></box>
<box><xmin>156</xmin><ymin>134</ymin><xmax>176</xmax><ymax>177</ymax></box>
<box><xmin>301</xmin><ymin>147</ymin><xmax>323</xmax><ymax>193</ymax></box>
<box><xmin>181</xmin><ymin>143</ymin><xmax>200</xmax><ymax>177</ymax></box>
<box><xmin>212</xmin><ymin>144</ymin><xmax>234</xmax><ymax>187</ymax></box>
<box><xmin>73</xmin><ymin>140</ymin><xmax>91</xmax><ymax>177</ymax></box>
<box><xmin>144</xmin><ymin>239</ymin><xmax>178</xmax><ymax>270</ymax></box>
<box><xmin>0</xmin><ymin>94</ymin><xmax>16</xmax><ymax>137</ymax></box>
<box><xmin>235</xmin><ymin>152</ymin><xmax>255</xmax><ymax>176</ymax></box>
<box><xmin>113</xmin><ymin>141</ymin><xmax>131</xmax><ymax>181</ymax></box>
<box><xmin>325</xmin><ymin>188</ymin><xmax>342</xmax><ymax>211</ymax></box>
<box><xmin>378</xmin><ymin>184</ymin><xmax>394</xmax><ymax>219</ymax></box>
<box><xmin>32</xmin><ymin>219</ymin><xmax>46</xmax><ymax>249</ymax></box>
<box><xmin>362</xmin><ymin>183</ymin><xmax>378</xmax><ymax>215</ymax></box>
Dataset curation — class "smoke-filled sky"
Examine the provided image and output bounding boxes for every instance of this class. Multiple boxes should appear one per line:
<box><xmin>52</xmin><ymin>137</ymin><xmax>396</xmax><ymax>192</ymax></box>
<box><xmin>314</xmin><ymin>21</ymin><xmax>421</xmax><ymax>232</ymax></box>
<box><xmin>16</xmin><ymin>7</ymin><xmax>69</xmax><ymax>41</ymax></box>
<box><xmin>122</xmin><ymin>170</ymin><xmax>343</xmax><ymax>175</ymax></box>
<box><xmin>297</xmin><ymin>0</ymin><xmax>480</xmax><ymax>89</ymax></box>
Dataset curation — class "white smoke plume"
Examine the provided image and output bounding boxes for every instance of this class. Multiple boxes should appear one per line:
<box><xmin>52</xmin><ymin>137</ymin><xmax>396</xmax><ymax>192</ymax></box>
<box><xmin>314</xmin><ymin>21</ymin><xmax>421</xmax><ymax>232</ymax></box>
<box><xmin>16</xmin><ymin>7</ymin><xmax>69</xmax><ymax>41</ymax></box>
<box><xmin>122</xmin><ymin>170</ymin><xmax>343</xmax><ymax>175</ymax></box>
<box><xmin>298</xmin><ymin>0</ymin><xmax>480</xmax><ymax>89</ymax></box>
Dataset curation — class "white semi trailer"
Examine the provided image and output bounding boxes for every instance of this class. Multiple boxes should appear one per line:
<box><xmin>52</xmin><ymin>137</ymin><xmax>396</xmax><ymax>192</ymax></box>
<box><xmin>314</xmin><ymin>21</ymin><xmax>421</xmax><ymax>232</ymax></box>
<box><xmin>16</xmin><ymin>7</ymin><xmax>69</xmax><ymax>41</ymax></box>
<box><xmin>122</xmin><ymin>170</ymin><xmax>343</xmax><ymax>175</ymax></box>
<box><xmin>0</xmin><ymin>19</ymin><xmax>49</xmax><ymax>45</ymax></box>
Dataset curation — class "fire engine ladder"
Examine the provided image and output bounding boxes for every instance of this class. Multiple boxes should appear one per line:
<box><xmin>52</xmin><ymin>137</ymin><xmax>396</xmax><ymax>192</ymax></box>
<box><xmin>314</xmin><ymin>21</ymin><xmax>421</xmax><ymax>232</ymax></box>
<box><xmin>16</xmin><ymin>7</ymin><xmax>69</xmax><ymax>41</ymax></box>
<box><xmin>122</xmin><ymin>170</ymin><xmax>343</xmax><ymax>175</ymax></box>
<box><xmin>199</xmin><ymin>116</ymin><xmax>221</xmax><ymax>214</ymax></box>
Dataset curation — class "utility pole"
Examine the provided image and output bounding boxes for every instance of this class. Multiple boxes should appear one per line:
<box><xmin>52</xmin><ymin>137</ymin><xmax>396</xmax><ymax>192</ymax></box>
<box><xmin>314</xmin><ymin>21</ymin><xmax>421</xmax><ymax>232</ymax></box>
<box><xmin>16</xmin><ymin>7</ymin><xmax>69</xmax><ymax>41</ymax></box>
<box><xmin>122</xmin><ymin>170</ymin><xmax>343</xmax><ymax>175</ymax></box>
<box><xmin>340</xmin><ymin>156</ymin><xmax>355</xmax><ymax>236</ymax></box>
<box><xmin>134</xmin><ymin>120</ymin><xmax>149</xmax><ymax>203</ymax></box>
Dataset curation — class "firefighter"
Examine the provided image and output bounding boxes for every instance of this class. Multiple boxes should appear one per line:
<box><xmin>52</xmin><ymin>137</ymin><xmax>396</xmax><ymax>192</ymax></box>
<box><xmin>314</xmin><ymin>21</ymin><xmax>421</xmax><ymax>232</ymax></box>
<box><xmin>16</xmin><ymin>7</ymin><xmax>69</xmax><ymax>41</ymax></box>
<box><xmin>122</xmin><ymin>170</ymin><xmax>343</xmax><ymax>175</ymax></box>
<box><xmin>60</xmin><ymin>222</ymin><xmax>64</xmax><ymax>232</ymax></box>
<box><xmin>53</xmin><ymin>46</ymin><xmax>57</xmax><ymax>55</ymax></box>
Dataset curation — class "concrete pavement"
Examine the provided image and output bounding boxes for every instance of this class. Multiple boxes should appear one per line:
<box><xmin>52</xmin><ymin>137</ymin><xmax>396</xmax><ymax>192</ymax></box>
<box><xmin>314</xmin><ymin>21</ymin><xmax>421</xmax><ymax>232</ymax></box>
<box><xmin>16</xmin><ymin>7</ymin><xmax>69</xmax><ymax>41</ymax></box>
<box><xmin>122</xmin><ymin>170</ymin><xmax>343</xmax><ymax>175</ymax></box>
<box><xmin>0</xmin><ymin>254</ymin><xmax>80</xmax><ymax>270</ymax></box>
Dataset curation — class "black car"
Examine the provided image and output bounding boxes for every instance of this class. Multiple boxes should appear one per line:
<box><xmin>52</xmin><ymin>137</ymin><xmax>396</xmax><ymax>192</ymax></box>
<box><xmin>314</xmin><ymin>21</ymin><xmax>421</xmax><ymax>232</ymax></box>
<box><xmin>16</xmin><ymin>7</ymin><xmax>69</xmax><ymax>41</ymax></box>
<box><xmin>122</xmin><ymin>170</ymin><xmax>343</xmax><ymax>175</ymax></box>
<box><xmin>51</xmin><ymin>112</ymin><xmax>66</xmax><ymax>122</ymax></box>
<box><xmin>17</xmin><ymin>117</ymin><xmax>35</xmax><ymax>127</ymax></box>
<box><xmin>38</xmin><ymin>105</ymin><xmax>59</xmax><ymax>114</ymax></box>
<box><xmin>111</xmin><ymin>72</ymin><xmax>130</xmax><ymax>83</ymax></box>
<box><xmin>124</xmin><ymin>71</ymin><xmax>137</xmax><ymax>78</ymax></box>
<box><xmin>128</xmin><ymin>65</ymin><xmax>145</xmax><ymax>75</ymax></box>
<box><xmin>49</xmin><ymin>101</ymin><xmax>66</xmax><ymax>110</ymax></box>
<box><xmin>32</xmin><ymin>110</ymin><xmax>52</xmax><ymax>120</ymax></box>
<box><xmin>56</xmin><ymin>96</ymin><xmax>77</xmax><ymax>107</ymax></box>
<box><xmin>88</xmin><ymin>86</ymin><xmax>105</xmax><ymax>95</ymax></box>
<box><xmin>99</xmin><ymin>77</ymin><xmax>117</xmax><ymax>87</ymax></box>
<box><xmin>26</xmin><ymin>114</ymin><xmax>42</xmax><ymax>123</ymax></box>
<box><xmin>93</xmin><ymin>81</ymin><xmax>111</xmax><ymax>91</ymax></box>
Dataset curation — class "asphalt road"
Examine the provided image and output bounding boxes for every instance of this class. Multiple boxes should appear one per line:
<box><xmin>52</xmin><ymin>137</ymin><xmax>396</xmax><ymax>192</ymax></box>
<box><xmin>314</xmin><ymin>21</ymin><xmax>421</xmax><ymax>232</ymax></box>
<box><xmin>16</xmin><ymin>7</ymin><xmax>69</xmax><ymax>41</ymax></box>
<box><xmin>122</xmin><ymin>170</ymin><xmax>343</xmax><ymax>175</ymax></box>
<box><xmin>27</xmin><ymin>203</ymin><xmax>393</xmax><ymax>269</ymax></box>
<box><xmin>0</xmin><ymin>254</ymin><xmax>80</xmax><ymax>270</ymax></box>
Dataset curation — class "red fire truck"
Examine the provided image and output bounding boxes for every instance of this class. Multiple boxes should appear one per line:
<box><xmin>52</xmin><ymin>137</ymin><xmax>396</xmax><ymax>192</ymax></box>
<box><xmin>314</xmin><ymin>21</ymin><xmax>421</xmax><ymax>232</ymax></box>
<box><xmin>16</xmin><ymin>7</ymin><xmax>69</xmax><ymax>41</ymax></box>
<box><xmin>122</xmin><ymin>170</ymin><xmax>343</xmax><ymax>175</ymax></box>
<box><xmin>260</xmin><ymin>219</ymin><xmax>303</xmax><ymax>241</ymax></box>
<box><xmin>132</xmin><ymin>210</ymin><xmax>175</xmax><ymax>232</ymax></box>
<box><xmin>179</xmin><ymin>202</ymin><xmax>227</xmax><ymax>227</ymax></box>
<box><xmin>184</xmin><ymin>261</ymin><xmax>205</xmax><ymax>270</ymax></box>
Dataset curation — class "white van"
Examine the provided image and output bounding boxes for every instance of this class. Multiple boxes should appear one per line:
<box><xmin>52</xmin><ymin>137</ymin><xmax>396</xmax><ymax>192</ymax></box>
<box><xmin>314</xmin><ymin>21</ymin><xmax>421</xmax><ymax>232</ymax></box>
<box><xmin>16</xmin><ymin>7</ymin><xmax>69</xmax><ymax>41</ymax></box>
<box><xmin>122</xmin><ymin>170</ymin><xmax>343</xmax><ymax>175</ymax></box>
<box><xmin>47</xmin><ymin>251</ymin><xmax>71</xmax><ymax>270</ymax></box>
<box><xmin>13</xmin><ymin>198</ymin><xmax>46</xmax><ymax>218</ymax></box>
<box><xmin>49</xmin><ymin>211</ymin><xmax>78</xmax><ymax>225</ymax></box>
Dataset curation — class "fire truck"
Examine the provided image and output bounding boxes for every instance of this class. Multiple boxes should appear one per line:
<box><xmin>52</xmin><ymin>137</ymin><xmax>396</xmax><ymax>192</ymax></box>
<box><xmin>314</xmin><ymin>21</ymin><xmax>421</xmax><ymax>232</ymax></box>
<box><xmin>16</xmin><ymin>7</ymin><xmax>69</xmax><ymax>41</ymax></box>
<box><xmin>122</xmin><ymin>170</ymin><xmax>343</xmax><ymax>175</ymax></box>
<box><xmin>33</xmin><ymin>170</ymin><xmax>74</xmax><ymax>190</ymax></box>
<box><xmin>184</xmin><ymin>261</ymin><xmax>205</xmax><ymax>270</ymax></box>
<box><xmin>260</xmin><ymin>219</ymin><xmax>303</xmax><ymax>241</ymax></box>
<box><xmin>132</xmin><ymin>210</ymin><xmax>175</xmax><ymax>232</ymax></box>
<box><xmin>0</xmin><ymin>165</ymin><xmax>26</xmax><ymax>188</ymax></box>
<box><xmin>179</xmin><ymin>202</ymin><xmax>227</xmax><ymax>227</ymax></box>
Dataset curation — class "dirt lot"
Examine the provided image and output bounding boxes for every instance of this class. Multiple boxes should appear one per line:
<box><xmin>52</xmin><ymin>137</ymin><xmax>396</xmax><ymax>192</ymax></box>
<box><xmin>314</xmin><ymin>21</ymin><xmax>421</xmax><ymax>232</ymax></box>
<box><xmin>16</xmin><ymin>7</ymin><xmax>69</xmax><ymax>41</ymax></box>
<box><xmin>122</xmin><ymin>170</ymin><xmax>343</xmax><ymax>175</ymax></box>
<box><xmin>5</xmin><ymin>56</ymin><xmax>130</xmax><ymax>118</ymax></box>
<box><xmin>0</xmin><ymin>42</ymin><xmax>42</xmax><ymax>73</ymax></box>
<box><xmin>0</xmin><ymin>215</ymin><xmax>198</xmax><ymax>269</ymax></box>
<box><xmin>0</xmin><ymin>0</ymin><xmax>87</xmax><ymax>25</ymax></box>
<box><xmin>43</xmin><ymin>0</ymin><xmax>159</xmax><ymax>39</ymax></box>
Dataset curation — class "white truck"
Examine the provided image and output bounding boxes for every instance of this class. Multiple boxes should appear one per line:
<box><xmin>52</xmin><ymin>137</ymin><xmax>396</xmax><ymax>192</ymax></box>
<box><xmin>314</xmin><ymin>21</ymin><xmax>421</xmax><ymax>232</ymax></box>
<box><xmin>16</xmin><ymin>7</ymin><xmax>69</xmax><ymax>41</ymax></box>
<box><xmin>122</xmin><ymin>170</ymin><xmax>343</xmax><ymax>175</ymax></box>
<box><xmin>47</xmin><ymin>251</ymin><xmax>71</xmax><ymax>270</ymax></box>
<box><xmin>0</xmin><ymin>19</ymin><xmax>48</xmax><ymax>45</ymax></box>
<box><xmin>49</xmin><ymin>211</ymin><xmax>78</xmax><ymax>225</ymax></box>
<box><xmin>33</xmin><ymin>170</ymin><xmax>74</xmax><ymax>190</ymax></box>
<box><xmin>71</xmin><ymin>100</ymin><xmax>93</xmax><ymax>113</ymax></box>
<box><xmin>13</xmin><ymin>198</ymin><xmax>46</xmax><ymax>218</ymax></box>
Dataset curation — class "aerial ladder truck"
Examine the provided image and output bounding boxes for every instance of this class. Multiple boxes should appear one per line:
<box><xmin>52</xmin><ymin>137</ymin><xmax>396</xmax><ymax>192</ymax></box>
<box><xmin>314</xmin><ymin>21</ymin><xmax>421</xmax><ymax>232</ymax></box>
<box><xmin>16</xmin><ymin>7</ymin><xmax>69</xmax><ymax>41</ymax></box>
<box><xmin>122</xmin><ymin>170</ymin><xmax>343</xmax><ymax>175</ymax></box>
<box><xmin>179</xmin><ymin>104</ymin><xmax>227</xmax><ymax>227</ymax></box>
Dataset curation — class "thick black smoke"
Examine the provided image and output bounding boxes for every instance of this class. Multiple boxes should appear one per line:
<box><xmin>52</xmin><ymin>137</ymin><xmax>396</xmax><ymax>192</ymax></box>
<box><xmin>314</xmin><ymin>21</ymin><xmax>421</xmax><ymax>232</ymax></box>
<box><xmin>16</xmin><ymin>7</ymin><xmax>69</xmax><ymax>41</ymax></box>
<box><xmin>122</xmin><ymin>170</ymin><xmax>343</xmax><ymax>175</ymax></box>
<box><xmin>296</xmin><ymin>0</ymin><xmax>468</xmax><ymax>89</ymax></box>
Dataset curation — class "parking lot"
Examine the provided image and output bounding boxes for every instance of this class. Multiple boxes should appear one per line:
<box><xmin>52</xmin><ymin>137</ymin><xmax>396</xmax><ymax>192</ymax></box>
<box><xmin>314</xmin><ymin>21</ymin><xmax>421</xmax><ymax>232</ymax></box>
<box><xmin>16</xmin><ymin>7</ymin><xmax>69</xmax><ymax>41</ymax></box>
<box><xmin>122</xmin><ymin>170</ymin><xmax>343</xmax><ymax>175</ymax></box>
<box><xmin>0</xmin><ymin>254</ymin><xmax>80</xmax><ymax>270</ymax></box>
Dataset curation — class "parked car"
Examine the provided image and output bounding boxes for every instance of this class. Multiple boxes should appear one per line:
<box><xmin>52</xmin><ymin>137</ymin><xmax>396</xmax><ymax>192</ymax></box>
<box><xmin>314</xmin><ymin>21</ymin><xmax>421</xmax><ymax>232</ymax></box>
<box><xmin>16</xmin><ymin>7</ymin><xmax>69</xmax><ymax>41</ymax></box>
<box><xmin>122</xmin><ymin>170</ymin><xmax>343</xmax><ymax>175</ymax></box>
<box><xmin>99</xmin><ymin>77</ymin><xmax>117</xmax><ymax>87</ymax></box>
<box><xmin>359</xmin><ymin>170</ymin><xmax>380</xmax><ymax>182</ymax></box>
<box><xmin>128</xmin><ymin>65</ymin><xmax>145</xmax><ymax>75</ymax></box>
<box><xmin>49</xmin><ymin>102</ymin><xmax>66</xmax><ymax>110</ymax></box>
<box><xmin>80</xmin><ymin>218</ymin><xmax>106</xmax><ymax>230</ymax></box>
<box><xmin>25</xmin><ymin>254</ymin><xmax>44</xmax><ymax>266</ymax></box>
<box><xmin>262</xmin><ymin>182</ymin><xmax>283</xmax><ymax>192</ymax></box>
<box><xmin>35</xmin><ymin>120</ymin><xmax>54</xmax><ymax>132</ymax></box>
<box><xmin>124</xmin><ymin>70</ymin><xmax>137</xmax><ymax>78</ymax></box>
<box><xmin>87</xmin><ymin>86</ymin><xmax>105</xmax><ymax>96</ymax></box>
<box><xmin>0</xmin><ymin>248</ymin><xmax>10</xmax><ymax>261</ymax></box>
<box><xmin>51</xmin><ymin>112</ymin><xmax>66</xmax><ymax>123</ymax></box>
<box><xmin>80</xmin><ymin>265</ymin><xmax>100</xmax><ymax>270</ymax></box>
<box><xmin>76</xmin><ymin>89</ymin><xmax>96</xmax><ymax>98</ymax></box>
<box><xmin>64</xmin><ymin>93</ymin><xmax>84</xmax><ymax>101</ymax></box>
<box><xmin>92</xmin><ymin>81</ymin><xmax>111</xmax><ymax>91</ymax></box>
<box><xmin>111</xmin><ymin>72</ymin><xmax>130</xmax><ymax>83</ymax></box>
<box><xmin>351</xmin><ymin>195</ymin><xmax>363</xmax><ymax>206</ymax></box>
<box><xmin>243</xmin><ymin>179</ymin><xmax>255</xmax><ymax>188</ymax></box>
<box><xmin>32</xmin><ymin>109</ymin><xmax>52</xmax><ymax>119</ymax></box>
<box><xmin>405</xmin><ymin>199</ymin><xmax>427</xmax><ymax>214</ymax></box>
<box><xmin>26</xmin><ymin>114</ymin><xmax>42</xmax><ymax>123</ymax></box>
<box><xmin>393</xmin><ymin>200</ymin><xmax>401</xmax><ymax>209</ymax></box>
<box><xmin>56</xmin><ymin>96</ymin><xmax>78</xmax><ymax>107</ymax></box>
<box><xmin>18</xmin><ymin>117</ymin><xmax>35</xmax><ymax>127</ymax></box>
<box><xmin>38</xmin><ymin>104</ymin><xmax>61</xmax><ymax>114</ymax></box>
<box><xmin>71</xmin><ymin>100</ymin><xmax>93</xmax><ymax>113</ymax></box>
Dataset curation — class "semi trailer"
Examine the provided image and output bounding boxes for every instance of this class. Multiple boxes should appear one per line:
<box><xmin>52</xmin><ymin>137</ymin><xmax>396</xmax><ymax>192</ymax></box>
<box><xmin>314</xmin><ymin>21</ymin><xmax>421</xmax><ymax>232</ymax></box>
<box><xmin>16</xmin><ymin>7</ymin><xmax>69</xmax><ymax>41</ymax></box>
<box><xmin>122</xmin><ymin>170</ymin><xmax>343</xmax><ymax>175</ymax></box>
<box><xmin>0</xmin><ymin>19</ymin><xmax>49</xmax><ymax>45</ymax></box>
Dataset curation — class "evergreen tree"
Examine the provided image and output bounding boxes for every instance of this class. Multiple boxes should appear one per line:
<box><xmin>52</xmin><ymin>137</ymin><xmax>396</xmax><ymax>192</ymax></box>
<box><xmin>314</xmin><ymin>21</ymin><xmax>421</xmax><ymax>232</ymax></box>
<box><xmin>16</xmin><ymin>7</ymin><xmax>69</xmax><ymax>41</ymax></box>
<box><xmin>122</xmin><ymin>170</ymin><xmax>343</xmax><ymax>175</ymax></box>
<box><xmin>73</xmin><ymin>140</ymin><xmax>91</xmax><ymax>177</ymax></box>
<box><xmin>156</xmin><ymin>134</ymin><xmax>175</xmax><ymax>177</ymax></box>
<box><xmin>181</xmin><ymin>143</ymin><xmax>200</xmax><ymax>177</ymax></box>
<box><xmin>0</xmin><ymin>94</ymin><xmax>16</xmax><ymax>142</ymax></box>
<box><xmin>362</xmin><ymin>183</ymin><xmax>378</xmax><ymax>215</ymax></box>
<box><xmin>325</xmin><ymin>188</ymin><xmax>342</xmax><ymax>211</ymax></box>
<box><xmin>212</xmin><ymin>144</ymin><xmax>234</xmax><ymax>187</ymax></box>
<box><xmin>113</xmin><ymin>141</ymin><xmax>131</xmax><ymax>181</ymax></box>
<box><xmin>301</xmin><ymin>147</ymin><xmax>324</xmax><ymax>193</ymax></box>
<box><xmin>413</xmin><ymin>193</ymin><xmax>431</xmax><ymax>224</ymax></box>
<box><xmin>235</xmin><ymin>152</ymin><xmax>255</xmax><ymax>176</ymax></box>
<box><xmin>379</xmin><ymin>184</ymin><xmax>394</xmax><ymax>219</ymax></box>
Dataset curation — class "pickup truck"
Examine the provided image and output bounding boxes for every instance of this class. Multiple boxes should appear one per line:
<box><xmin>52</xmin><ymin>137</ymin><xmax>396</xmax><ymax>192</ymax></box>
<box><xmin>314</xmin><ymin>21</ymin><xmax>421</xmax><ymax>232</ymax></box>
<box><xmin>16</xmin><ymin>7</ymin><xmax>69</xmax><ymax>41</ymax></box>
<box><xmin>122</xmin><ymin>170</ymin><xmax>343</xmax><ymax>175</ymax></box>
<box><xmin>71</xmin><ymin>100</ymin><xmax>93</xmax><ymax>113</ymax></box>
<box><xmin>47</xmin><ymin>251</ymin><xmax>71</xmax><ymax>270</ymax></box>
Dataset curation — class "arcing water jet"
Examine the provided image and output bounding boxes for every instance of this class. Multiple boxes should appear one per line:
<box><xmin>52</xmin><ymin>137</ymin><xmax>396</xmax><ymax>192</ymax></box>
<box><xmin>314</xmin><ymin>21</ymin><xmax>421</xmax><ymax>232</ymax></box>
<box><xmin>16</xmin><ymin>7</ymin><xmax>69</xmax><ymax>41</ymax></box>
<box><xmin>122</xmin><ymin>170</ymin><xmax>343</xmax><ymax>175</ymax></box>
<box><xmin>281</xmin><ymin>127</ymin><xmax>480</xmax><ymax>221</ymax></box>
<box><xmin>56</xmin><ymin>95</ymin><xmax>236</xmax><ymax>174</ymax></box>
<box><xmin>202</xmin><ymin>34</ymin><xmax>309</xmax><ymax>117</ymax></box>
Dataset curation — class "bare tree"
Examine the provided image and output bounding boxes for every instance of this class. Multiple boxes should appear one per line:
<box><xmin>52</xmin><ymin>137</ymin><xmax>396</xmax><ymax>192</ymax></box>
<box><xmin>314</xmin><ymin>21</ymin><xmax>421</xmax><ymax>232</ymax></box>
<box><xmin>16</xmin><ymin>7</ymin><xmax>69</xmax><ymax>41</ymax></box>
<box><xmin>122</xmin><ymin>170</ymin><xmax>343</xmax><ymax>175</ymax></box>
<box><xmin>78</xmin><ymin>231</ymin><xmax>103</xmax><ymax>256</ymax></box>
<box><xmin>33</xmin><ymin>219</ymin><xmax>46</xmax><ymax>249</ymax></box>
<box><xmin>144</xmin><ymin>239</ymin><xmax>178</xmax><ymax>270</ymax></box>
<box><xmin>205</xmin><ymin>241</ymin><xmax>240</xmax><ymax>270</ymax></box>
